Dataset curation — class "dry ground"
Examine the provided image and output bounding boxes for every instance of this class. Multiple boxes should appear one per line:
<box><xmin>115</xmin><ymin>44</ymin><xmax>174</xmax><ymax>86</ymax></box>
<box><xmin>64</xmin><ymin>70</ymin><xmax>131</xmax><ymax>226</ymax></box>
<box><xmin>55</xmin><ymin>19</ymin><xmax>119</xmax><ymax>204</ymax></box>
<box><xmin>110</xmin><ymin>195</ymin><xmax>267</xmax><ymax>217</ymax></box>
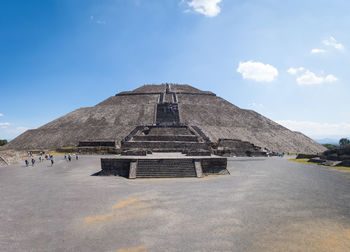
<box><xmin>0</xmin><ymin>156</ymin><xmax>349</xmax><ymax>251</ymax></box>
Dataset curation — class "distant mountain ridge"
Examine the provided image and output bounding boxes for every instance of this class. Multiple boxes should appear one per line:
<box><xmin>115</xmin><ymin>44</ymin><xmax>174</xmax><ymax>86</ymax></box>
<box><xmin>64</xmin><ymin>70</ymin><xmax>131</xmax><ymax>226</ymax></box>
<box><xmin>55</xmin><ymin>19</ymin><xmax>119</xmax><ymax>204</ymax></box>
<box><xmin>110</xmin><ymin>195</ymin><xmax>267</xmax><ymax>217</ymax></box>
<box><xmin>314</xmin><ymin>137</ymin><xmax>350</xmax><ymax>145</ymax></box>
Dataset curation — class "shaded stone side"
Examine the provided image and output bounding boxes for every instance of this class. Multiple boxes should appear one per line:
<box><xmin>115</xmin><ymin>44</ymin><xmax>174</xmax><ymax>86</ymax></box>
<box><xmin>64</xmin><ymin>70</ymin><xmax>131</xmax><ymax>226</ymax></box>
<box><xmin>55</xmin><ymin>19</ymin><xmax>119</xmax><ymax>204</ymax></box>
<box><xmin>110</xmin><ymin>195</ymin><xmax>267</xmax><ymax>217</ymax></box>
<box><xmin>215</xmin><ymin>139</ymin><xmax>266</xmax><ymax>157</ymax></box>
<box><xmin>306</xmin><ymin>145</ymin><xmax>350</xmax><ymax>167</ymax></box>
<box><xmin>132</xmin><ymin>135</ymin><xmax>198</xmax><ymax>142</ymax></box>
<box><xmin>100</xmin><ymin>159</ymin><xmax>131</xmax><ymax>177</ymax></box>
<box><xmin>178</xmin><ymin>96</ymin><xmax>326</xmax><ymax>154</ymax></box>
<box><xmin>78</xmin><ymin>141</ymin><xmax>115</xmax><ymax>147</ymax></box>
<box><xmin>201</xmin><ymin>158</ymin><xmax>228</xmax><ymax>175</ymax></box>
<box><xmin>121</xmin><ymin>141</ymin><xmax>209</xmax><ymax>150</ymax></box>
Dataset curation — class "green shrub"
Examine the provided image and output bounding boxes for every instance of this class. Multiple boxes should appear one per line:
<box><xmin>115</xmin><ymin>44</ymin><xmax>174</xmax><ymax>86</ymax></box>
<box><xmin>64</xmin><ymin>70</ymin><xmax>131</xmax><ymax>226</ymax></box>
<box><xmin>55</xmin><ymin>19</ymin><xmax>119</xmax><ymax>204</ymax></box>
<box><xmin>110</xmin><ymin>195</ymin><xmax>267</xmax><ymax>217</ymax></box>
<box><xmin>0</xmin><ymin>139</ymin><xmax>8</xmax><ymax>146</ymax></box>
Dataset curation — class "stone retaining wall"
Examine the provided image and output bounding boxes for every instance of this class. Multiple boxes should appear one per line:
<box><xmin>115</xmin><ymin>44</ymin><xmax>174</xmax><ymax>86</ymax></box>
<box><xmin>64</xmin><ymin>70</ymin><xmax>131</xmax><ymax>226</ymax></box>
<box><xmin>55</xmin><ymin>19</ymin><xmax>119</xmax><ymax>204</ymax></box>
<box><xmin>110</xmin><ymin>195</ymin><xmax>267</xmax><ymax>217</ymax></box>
<box><xmin>100</xmin><ymin>157</ymin><xmax>228</xmax><ymax>178</ymax></box>
<box><xmin>100</xmin><ymin>159</ymin><xmax>131</xmax><ymax>177</ymax></box>
<box><xmin>201</xmin><ymin>158</ymin><xmax>228</xmax><ymax>175</ymax></box>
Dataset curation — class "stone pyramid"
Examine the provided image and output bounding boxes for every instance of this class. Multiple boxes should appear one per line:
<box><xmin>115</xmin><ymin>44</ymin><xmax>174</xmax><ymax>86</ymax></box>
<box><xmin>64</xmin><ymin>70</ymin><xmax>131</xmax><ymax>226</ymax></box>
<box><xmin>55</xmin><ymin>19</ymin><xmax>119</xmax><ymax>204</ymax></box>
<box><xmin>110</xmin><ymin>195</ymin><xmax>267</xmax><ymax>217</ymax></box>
<box><xmin>4</xmin><ymin>83</ymin><xmax>326</xmax><ymax>153</ymax></box>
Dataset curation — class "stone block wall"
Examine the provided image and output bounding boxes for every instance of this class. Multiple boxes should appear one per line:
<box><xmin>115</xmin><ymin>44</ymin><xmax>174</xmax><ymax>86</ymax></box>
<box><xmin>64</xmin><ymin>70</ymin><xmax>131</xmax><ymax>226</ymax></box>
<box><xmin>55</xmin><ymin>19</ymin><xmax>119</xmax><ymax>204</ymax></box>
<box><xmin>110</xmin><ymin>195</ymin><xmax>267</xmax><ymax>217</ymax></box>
<box><xmin>201</xmin><ymin>158</ymin><xmax>228</xmax><ymax>175</ymax></box>
<box><xmin>100</xmin><ymin>159</ymin><xmax>131</xmax><ymax>177</ymax></box>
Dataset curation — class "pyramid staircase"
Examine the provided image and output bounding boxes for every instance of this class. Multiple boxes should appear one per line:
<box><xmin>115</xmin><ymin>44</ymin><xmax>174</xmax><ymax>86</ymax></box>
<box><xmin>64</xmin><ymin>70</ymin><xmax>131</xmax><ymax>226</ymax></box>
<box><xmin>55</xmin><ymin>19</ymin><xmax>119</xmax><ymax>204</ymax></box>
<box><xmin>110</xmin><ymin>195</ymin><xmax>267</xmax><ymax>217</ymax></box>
<box><xmin>136</xmin><ymin>159</ymin><xmax>196</xmax><ymax>178</ymax></box>
<box><xmin>121</xmin><ymin>125</ymin><xmax>210</xmax><ymax>154</ymax></box>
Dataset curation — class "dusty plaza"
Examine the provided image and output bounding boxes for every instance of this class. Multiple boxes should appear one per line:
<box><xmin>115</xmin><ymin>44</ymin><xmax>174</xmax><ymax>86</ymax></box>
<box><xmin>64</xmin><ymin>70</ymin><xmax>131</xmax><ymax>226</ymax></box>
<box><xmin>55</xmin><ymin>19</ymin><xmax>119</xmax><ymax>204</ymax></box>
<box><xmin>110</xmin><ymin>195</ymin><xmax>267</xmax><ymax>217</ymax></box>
<box><xmin>0</xmin><ymin>155</ymin><xmax>349</xmax><ymax>251</ymax></box>
<box><xmin>1</xmin><ymin>83</ymin><xmax>350</xmax><ymax>251</ymax></box>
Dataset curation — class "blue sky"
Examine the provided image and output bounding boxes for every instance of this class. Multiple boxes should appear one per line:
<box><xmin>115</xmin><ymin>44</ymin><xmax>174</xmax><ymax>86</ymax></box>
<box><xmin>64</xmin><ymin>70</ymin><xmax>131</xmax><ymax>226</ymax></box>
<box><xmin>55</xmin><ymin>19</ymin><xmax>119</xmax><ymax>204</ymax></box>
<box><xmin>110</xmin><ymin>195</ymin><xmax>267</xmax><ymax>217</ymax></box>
<box><xmin>1</xmin><ymin>0</ymin><xmax>350</xmax><ymax>141</ymax></box>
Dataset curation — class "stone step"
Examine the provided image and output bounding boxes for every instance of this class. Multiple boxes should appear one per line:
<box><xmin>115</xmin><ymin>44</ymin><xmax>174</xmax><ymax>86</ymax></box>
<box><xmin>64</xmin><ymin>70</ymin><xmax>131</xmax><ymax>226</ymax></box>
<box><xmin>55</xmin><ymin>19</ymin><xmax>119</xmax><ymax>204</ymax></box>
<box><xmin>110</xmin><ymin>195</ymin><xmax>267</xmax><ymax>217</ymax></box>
<box><xmin>137</xmin><ymin>167</ymin><xmax>195</xmax><ymax>171</ymax></box>
<box><xmin>137</xmin><ymin>171</ymin><xmax>195</xmax><ymax>174</ymax></box>
<box><xmin>137</xmin><ymin>175</ymin><xmax>197</xmax><ymax>178</ymax></box>
<box><xmin>136</xmin><ymin>158</ymin><xmax>196</xmax><ymax>178</ymax></box>
<box><xmin>122</xmin><ymin>141</ymin><xmax>209</xmax><ymax>150</ymax></box>
<box><xmin>147</xmin><ymin>126</ymin><xmax>194</xmax><ymax>136</ymax></box>
<box><xmin>132</xmin><ymin>135</ymin><xmax>199</xmax><ymax>142</ymax></box>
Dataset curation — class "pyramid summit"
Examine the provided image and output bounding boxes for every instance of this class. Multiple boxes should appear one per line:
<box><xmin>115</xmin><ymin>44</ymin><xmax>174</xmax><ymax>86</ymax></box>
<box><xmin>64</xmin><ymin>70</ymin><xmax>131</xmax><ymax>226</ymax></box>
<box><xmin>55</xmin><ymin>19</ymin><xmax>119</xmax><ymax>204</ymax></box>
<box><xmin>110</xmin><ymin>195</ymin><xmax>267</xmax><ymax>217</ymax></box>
<box><xmin>4</xmin><ymin>83</ymin><xmax>325</xmax><ymax>153</ymax></box>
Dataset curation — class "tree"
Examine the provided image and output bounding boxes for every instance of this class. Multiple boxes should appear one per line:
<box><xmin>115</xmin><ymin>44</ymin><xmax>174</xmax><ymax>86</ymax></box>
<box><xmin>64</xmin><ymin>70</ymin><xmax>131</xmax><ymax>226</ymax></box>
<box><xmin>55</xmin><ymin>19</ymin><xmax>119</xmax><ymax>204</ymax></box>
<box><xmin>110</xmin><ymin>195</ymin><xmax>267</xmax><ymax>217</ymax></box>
<box><xmin>339</xmin><ymin>138</ymin><xmax>350</xmax><ymax>146</ymax></box>
<box><xmin>0</xmin><ymin>139</ymin><xmax>8</xmax><ymax>146</ymax></box>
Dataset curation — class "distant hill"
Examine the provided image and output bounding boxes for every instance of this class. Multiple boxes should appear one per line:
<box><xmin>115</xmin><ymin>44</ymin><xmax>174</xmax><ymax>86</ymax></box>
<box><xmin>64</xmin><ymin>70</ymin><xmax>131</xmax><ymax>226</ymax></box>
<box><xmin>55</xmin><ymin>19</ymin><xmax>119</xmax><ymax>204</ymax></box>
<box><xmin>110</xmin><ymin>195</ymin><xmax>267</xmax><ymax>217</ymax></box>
<box><xmin>314</xmin><ymin>137</ymin><xmax>350</xmax><ymax>146</ymax></box>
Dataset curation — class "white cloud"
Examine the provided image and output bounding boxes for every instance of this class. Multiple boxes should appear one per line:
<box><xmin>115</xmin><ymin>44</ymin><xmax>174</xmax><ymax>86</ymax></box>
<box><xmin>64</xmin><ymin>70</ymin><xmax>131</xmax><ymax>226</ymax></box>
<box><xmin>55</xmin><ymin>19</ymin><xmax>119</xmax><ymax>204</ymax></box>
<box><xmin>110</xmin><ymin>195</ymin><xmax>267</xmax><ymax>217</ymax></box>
<box><xmin>288</xmin><ymin>67</ymin><xmax>338</xmax><ymax>85</ymax></box>
<box><xmin>323</xmin><ymin>36</ymin><xmax>344</xmax><ymax>50</ymax></box>
<box><xmin>0</xmin><ymin>113</ymin><xmax>3</xmax><ymax>116</ymax></box>
<box><xmin>296</xmin><ymin>70</ymin><xmax>338</xmax><ymax>85</ymax></box>
<box><xmin>90</xmin><ymin>15</ymin><xmax>106</xmax><ymax>24</ymax></box>
<box><xmin>311</xmin><ymin>48</ymin><xmax>326</xmax><ymax>54</ymax></box>
<box><xmin>276</xmin><ymin>120</ymin><xmax>350</xmax><ymax>138</ymax></box>
<box><xmin>287</xmin><ymin>67</ymin><xmax>305</xmax><ymax>75</ymax></box>
<box><xmin>0</xmin><ymin>122</ymin><xmax>10</xmax><ymax>127</ymax></box>
<box><xmin>325</xmin><ymin>74</ymin><xmax>338</xmax><ymax>82</ymax></box>
<box><xmin>237</xmin><ymin>61</ymin><xmax>278</xmax><ymax>82</ymax></box>
<box><xmin>186</xmin><ymin>0</ymin><xmax>222</xmax><ymax>17</ymax></box>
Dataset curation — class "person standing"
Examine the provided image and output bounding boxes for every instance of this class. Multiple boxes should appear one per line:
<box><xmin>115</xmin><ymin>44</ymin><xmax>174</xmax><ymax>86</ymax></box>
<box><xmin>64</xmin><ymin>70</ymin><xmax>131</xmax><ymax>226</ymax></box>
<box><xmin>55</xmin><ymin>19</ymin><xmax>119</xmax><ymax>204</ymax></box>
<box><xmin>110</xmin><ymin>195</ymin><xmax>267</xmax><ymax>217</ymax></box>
<box><xmin>25</xmin><ymin>159</ymin><xmax>29</xmax><ymax>167</ymax></box>
<box><xmin>50</xmin><ymin>157</ymin><xmax>54</xmax><ymax>166</ymax></box>
<box><xmin>31</xmin><ymin>158</ymin><xmax>35</xmax><ymax>167</ymax></box>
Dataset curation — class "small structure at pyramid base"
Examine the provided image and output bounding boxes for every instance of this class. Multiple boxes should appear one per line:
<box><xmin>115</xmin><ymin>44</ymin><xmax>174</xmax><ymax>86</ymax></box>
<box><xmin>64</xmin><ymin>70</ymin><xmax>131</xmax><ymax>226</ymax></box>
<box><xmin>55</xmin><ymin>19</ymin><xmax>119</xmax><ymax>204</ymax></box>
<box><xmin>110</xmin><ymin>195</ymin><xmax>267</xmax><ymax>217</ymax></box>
<box><xmin>99</xmin><ymin>154</ymin><xmax>229</xmax><ymax>179</ymax></box>
<box><xmin>98</xmin><ymin>123</ymin><xmax>229</xmax><ymax>178</ymax></box>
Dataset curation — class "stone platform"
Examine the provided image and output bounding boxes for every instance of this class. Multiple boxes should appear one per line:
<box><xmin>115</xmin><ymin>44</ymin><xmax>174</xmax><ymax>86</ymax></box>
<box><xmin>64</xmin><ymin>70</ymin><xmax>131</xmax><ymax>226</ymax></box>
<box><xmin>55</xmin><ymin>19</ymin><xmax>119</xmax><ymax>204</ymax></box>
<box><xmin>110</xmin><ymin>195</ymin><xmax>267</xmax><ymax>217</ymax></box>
<box><xmin>99</xmin><ymin>153</ymin><xmax>228</xmax><ymax>178</ymax></box>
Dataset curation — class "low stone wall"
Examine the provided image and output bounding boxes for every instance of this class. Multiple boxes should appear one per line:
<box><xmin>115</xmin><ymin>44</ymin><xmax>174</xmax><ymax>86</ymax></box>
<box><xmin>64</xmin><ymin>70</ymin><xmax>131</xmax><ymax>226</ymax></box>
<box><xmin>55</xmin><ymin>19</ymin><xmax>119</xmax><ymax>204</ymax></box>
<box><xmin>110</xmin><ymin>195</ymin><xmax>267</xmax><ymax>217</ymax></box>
<box><xmin>300</xmin><ymin>145</ymin><xmax>350</xmax><ymax>167</ymax></box>
<box><xmin>99</xmin><ymin>157</ymin><xmax>229</xmax><ymax>178</ymax></box>
<box><xmin>75</xmin><ymin>147</ymin><xmax>118</xmax><ymax>154</ymax></box>
<box><xmin>0</xmin><ymin>151</ymin><xmax>27</xmax><ymax>165</ymax></box>
<box><xmin>121</xmin><ymin>150</ymin><xmax>148</xmax><ymax>156</ymax></box>
<box><xmin>321</xmin><ymin>145</ymin><xmax>350</xmax><ymax>161</ymax></box>
<box><xmin>122</xmin><ymin>141</ymin><xmax>209</xmax><ymax>150</ymax></box>
<box><xmin>78</xmin><ymin>141</ymin><xmax>115</xmax><ymax>147</ymax></box>
<box><xmin>100</xmin><ymin>159</ymin><xmax>131</xmax><ymax>177</ymax></box>
<box><xmin>183</xmin><ymin>150</ymin><xmax>211</xmax><ymax>156</ymax></box>
<box><xmin>215</xmin><ymin>139</ymin><xmax>266</xmax><ymax>157</ymax></box>
<box><xmin>147</xmin><ymin>126</ymin><xmax>193</xmax><ymax>136</ymax></box>
<box><xmin>200</xmin><ymin>158</ymin><xmax>228</xmax><ymax>175</ymax></box>
<box><xmin>296</xmin><ymin>154</ymin><xmax>319</xmax><ymax>159</ymax></box>
<box><xmin>132</xmin><ymin>135</ymin><xmax>198</xmax><ymax>142</ymax></box>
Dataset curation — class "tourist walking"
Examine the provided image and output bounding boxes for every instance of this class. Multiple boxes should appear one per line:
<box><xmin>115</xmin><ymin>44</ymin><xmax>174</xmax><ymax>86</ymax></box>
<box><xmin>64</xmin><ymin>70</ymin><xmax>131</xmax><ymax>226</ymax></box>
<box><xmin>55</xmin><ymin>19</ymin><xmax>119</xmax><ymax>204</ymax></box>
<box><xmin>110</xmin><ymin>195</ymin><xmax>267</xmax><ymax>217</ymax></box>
<box><xmin>31</xmin><ymin>158</ymin><xmax>35</xmax><ymax>167</ymax></box>
<box><xmin>76</xmin><ymin>155</ymin><xmax>78</xmax><ymax>160</ymax></box>
<box><xmin>25</xmin><ymin>159</ymin><xmax>29</xmax><ymax>167</ymax></box>
<box><xmin>68</xmin><ymin>155</ymin><xmax>71</xmax><ymax>162</ymax></box>
<box><xmin>50</xmin><ymin>157</ymin><xmax>54</xmax><ymax>166</ymax></box>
